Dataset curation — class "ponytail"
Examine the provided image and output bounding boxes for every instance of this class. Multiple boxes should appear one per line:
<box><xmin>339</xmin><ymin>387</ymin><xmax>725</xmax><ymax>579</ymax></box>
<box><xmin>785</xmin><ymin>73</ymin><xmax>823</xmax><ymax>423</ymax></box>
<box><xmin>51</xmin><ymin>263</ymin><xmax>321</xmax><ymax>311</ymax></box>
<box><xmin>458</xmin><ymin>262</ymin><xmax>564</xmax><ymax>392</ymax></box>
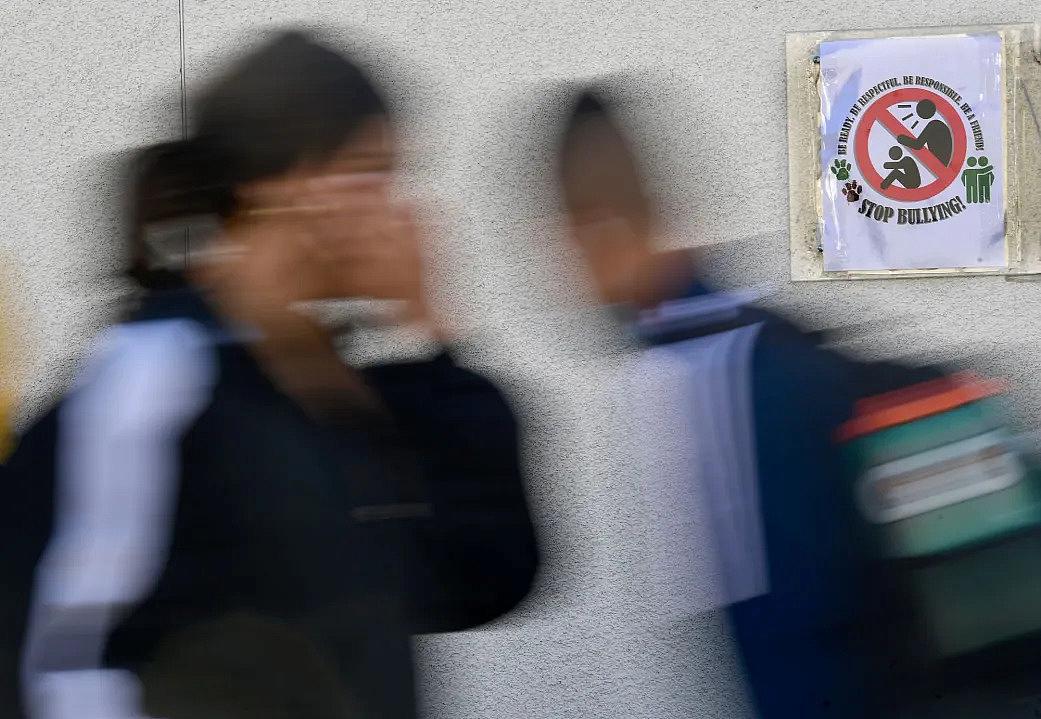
<box><xmin>128</xmin><ymin>138</ymin><xmax>232</xmax><ymax>289</ymax></box>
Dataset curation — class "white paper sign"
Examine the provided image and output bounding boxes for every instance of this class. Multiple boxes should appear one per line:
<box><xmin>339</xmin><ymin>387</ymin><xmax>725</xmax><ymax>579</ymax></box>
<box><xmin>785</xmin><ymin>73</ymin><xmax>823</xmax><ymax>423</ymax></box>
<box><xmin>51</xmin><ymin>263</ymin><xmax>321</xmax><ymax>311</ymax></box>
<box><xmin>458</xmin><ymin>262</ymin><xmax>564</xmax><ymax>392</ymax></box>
<box><xmin>818</xmin><ymin>34</ymin><xmax>1005</xmax><ymax>271</ymax></box>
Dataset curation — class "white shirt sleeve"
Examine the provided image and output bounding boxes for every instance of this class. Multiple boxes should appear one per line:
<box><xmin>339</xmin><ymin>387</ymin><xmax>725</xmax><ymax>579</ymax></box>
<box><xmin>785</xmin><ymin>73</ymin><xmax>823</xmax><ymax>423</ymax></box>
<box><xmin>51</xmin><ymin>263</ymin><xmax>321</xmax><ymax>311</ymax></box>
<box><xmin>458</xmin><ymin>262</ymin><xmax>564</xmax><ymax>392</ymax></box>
<box><xmin>20</xmin><ymin>320</ymin><xmax>216</xmax><ymax>719</ymax></box>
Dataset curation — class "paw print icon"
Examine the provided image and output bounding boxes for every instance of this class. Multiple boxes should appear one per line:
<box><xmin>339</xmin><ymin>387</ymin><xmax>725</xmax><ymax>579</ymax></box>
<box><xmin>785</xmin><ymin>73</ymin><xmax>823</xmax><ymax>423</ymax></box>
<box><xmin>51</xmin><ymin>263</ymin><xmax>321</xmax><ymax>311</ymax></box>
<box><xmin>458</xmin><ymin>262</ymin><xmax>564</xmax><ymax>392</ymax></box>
<box><xmin>831</xmin><ymin>159</ymin><xmax>851</xmax><ymax>181</ymax></box>
<box><xmin>842</xmin><ymin>180</ymin><xmax>862</xmax><ymax>203</ymax></box>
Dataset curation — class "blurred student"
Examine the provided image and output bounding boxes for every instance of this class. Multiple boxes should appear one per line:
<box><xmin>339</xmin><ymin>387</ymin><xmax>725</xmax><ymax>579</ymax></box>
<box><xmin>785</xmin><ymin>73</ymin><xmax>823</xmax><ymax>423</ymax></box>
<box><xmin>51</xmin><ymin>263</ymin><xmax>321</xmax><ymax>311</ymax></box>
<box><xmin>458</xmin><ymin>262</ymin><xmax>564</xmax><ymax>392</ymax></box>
<box><xmin>556</xmin><ymin>90</ymin><xmax>893</xmax><ymax>719</ymax></box>
<box><xmin>3</xmin><ymin>31</ymin><xmax>535</xmax><ymax>719</ymax></box>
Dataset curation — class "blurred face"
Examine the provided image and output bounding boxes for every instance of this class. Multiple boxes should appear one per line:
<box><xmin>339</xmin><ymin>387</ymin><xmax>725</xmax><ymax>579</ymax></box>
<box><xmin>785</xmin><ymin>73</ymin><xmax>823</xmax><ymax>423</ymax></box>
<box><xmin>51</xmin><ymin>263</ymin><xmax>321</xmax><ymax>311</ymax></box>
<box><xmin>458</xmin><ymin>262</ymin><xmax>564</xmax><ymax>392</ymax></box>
<box><xmin>561</xmin><ymin>116</ymin><xmax>652</xmax><ymax>306</ymax></box>
<box><xmin>226</xmin><ymin>116</ymin><xmax>423</xmax><ymax>309</ymax></box>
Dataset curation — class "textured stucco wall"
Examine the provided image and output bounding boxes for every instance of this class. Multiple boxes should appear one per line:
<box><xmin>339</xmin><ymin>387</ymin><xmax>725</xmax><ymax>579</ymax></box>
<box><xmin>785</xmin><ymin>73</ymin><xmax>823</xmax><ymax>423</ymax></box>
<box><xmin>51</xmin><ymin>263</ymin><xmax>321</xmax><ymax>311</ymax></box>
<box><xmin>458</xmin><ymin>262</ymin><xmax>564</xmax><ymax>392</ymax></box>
<box><xmin>3</xmin><ymin>2</ymin><xmax>1040</xmax><ymax>718</ymax></box>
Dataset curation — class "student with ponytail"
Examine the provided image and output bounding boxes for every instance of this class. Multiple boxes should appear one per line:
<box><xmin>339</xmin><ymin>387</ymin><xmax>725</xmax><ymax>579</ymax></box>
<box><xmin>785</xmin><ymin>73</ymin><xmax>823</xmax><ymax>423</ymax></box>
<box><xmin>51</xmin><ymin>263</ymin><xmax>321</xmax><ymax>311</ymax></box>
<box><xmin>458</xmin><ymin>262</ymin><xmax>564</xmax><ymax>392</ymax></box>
<box><xmin>3</xmin><ymin>30</ymin><xmax>535</xmax><ymax>719</ymax></box>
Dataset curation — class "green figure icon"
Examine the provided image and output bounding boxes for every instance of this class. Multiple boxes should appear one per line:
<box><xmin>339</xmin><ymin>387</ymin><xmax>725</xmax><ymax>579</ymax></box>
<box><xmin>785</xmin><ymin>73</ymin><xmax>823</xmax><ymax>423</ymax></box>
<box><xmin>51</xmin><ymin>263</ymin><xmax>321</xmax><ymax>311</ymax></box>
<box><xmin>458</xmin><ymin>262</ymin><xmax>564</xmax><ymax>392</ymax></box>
<box><xmin>963</xmin><ymin>157</ymin><xmax>978</xmax><ymax>203</ymax></box>
<box><xmin>962</xmin><ymin>156</ymin><xmax>995</xmax><ymax>204</ymax></box>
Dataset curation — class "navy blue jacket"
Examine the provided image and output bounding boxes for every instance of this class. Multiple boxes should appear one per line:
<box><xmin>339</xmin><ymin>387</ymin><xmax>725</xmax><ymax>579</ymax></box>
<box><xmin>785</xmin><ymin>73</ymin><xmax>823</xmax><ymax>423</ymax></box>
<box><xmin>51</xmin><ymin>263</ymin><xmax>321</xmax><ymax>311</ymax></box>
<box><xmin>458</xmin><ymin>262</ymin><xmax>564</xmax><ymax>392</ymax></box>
<box><xmin>1</xmin><ymin>288</ymin><xmax>537</xmax><ymax>719</ymax></box>
<box><xmin>638</xmin><ymin>282</ymin><xmax>895</xmax><ymax>719</ymax></box>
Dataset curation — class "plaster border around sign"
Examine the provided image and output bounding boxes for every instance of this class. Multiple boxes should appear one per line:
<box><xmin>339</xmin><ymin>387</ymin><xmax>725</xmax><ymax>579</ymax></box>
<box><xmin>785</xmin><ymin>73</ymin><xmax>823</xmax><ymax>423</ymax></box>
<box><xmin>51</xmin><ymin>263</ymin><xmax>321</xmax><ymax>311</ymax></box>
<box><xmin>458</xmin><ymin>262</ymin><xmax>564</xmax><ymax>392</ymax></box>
<box><xmin>787</xmin><ymin>23</ymin><xmax>1041</xmax><ymax>281</ymax></box>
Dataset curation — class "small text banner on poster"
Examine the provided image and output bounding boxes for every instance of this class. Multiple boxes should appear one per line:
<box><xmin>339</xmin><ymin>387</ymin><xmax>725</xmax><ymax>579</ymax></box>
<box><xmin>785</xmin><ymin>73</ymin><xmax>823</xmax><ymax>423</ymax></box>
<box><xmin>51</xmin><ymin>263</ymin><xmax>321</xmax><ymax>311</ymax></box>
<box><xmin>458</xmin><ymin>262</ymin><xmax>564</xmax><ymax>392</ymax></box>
<box><xmin>819</xmin><ymin>33</ymin><xmax>1005</xmax><ymax>271</ymax></box>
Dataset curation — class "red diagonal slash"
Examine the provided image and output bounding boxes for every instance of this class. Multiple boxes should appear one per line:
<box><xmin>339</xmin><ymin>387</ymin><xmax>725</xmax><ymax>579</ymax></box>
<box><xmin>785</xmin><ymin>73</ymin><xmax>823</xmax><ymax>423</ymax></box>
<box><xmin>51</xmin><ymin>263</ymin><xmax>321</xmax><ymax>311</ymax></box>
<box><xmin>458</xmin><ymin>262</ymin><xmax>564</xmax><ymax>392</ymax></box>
<box><xmin>853</xmin><ymin>87</ymin><xmax>967</xmax><ymax>203</ymax></box>
<box><xmin>875</xmin><ymin>111</ymin><xmax>950</xmax><ymax>181</ymax></box>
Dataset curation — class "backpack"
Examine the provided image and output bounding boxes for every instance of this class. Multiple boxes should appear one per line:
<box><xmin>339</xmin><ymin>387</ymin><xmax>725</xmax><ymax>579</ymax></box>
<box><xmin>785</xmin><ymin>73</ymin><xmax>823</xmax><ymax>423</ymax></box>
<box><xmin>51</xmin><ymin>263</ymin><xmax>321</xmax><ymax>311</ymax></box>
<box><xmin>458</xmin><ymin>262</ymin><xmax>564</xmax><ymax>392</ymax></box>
<box><xmin>837</xmin><ymin>363</ymin><xmax>1041</xmax><ymax>709</ymax></box>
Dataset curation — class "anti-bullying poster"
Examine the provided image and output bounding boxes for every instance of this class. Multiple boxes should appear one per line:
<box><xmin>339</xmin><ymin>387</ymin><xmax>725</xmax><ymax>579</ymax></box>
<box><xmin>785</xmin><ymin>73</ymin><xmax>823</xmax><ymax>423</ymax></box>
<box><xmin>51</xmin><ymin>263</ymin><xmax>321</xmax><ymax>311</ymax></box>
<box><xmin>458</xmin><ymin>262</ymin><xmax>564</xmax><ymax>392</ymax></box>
<box><xmin>818</xmin><ymin>33</ymin><xmax>1005</xmax><ymax>271</ymax></box>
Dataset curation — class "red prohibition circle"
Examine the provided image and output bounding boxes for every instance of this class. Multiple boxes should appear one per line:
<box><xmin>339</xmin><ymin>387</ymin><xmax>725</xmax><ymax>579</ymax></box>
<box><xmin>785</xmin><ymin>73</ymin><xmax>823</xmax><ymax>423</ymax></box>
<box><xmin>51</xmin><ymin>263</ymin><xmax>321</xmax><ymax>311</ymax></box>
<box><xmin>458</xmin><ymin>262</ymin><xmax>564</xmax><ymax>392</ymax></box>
<box><xmin>853</xmin><ymin>87</ymin><xmax>967</xmax><ymax>203</ymax></box>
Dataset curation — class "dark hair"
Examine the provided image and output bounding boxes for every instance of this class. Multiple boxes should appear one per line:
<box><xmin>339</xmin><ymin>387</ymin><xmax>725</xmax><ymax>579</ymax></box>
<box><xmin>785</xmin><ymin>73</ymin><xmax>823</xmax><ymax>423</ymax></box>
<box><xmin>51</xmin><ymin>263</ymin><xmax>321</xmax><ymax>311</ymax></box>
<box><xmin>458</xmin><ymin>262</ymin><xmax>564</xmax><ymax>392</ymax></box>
<box><xmin>130</xmin><ymin>30</ymin><xmax>388</xmax><ymax>287</ymax></box>
<box><xmin>559</xmin><ymin>87</ymin><xmax>650</xmax><ymax>232</ymax></box>
<box><xmin>560</xmin><ymin>90</ymin><xmax>611</xmax><ymax>154</ymax></box>
<box><xmin>571</xmin><ymin>91</ymin><xmax>607</xmax><ymax>121</ymax></box>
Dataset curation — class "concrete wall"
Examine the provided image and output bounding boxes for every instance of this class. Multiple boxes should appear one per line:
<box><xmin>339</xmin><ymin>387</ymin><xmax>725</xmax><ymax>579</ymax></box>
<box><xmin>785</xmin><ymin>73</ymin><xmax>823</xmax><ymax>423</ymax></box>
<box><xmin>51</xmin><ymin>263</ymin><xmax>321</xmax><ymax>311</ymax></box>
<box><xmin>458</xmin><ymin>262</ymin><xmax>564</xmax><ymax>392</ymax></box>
<box><xmin>3</xmin><ymin>2</ymin><xmax>1039</xmax><ymax>718</ymax></box>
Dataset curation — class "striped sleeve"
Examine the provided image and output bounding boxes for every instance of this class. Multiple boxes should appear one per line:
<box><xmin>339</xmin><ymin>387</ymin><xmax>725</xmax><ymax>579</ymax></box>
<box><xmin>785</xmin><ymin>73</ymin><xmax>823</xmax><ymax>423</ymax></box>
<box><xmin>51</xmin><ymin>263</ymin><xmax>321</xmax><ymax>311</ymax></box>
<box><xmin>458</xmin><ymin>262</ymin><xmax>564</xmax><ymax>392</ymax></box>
<box><xmin>678</xmin><ymin>322</ymin><xmax>768</xmax><ymax>605</ymax></box>
<box><xmin>20</xmin><ymin>320</ymin><xmax>216</xmax><ymax>719</ymax></box>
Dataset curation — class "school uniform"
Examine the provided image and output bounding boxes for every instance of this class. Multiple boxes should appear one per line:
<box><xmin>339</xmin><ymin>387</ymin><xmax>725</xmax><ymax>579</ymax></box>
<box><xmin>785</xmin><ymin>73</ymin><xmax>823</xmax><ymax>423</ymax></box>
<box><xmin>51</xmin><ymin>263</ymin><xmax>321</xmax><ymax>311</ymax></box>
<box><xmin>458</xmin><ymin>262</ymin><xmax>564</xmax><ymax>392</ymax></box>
<box><xmin>633</xmin><ymin>281</ymin><xmax>894</xmax><ymax>719</ymax></box>
<box><xmin>0</xmin><ymin>287</ymin><xmax>536</xmax><ymax>719</ymax></box>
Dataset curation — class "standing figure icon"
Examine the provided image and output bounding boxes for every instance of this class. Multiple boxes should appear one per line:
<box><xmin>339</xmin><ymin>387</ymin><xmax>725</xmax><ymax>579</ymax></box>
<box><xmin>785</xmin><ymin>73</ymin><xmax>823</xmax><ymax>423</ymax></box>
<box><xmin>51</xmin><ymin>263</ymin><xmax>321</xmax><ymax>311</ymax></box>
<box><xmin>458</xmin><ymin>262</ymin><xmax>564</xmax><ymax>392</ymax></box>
<box><xmin>896</xmin><ymin>100</ymin><xmax>954</xmax><ymax>166</ymax></box>
<box><xmin>962</xmin><ymin>156</ymin><xmax>995</xmax><ymax>204</ymax></box>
